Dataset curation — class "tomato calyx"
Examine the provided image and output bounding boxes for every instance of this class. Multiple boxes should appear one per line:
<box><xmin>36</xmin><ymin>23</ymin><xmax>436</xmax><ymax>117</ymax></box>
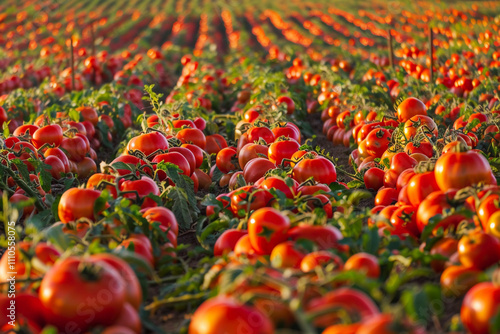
<box><xmin>77</xmin><ymin>261</ymin><xmax>104</xmax><ymax>282</ymax></box>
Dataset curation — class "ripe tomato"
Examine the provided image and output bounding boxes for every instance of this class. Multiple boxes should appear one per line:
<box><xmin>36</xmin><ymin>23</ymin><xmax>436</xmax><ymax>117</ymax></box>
<box><xmin>293</xmin><ymin>155</ymin><xmax>337</xmax><ymax>185</ymax></box>
<box><xmin>259</xmin><ymin>176</ymin><xmax>298</xmax><ymax>199</ymax></box>
<box><xmin>230</xmin><ymin>185</ymin><xmax>272</xmax><ymax>217</ymax></box>
<box><xmin>214</xmin><ymin>229</ymin><xmax>247</xmax><ymax>256</ymax></box>
<box><xmin>44</xmin><ymin>147</ymin><xmax>70</xmax><ymax>173</ymax></box>
<box><xmin>288</xmin><ymin>223</ymin><xmax>343</xmax><ymax>249</ymax></box>
<box><xmin>390</xmin><ymin>152</ymin><xmax>417</xmax><ymax>175</ymax></box>
<box><xmin>364</xmin><ymin>167</ymin><xmax>385</xmax><ymax>191</ymax></box>
<box><xmin>416</xmin><ymin>191</ymin><xmax>467</xmax><ymax>234</ymax></box>
<box><xmin>272</xmin><ymin>123</ymin><xmax>301</xmax><ymax>142</ymax></box>
<box><xmin>169</xmin><ymin>147</ymin><xmax>197</xmax><ymax>174</ymax></box>
<box><xmin>300</xmin><ymin>251</ymin><xmax>344</xmax><ymax>272</ymax></box>
<box><xmin>306</xmin><ymin>288</ymin><xmax>379</xmax><ymax>328</ymax></box>
<box><xmin>238</xmin><ymin>143</ymin><xmax>268</xmax><ymax>169</ymax></box>
<box><xmin>435</xmin><ymin>151</ymin><xmax>493</xmax><ymax>191</ymax></box>
<box><xmin>430</xmin><ymin>237</ymin><xmax>458</xmax><ymax>272</ymax></box>
<box><xmin>397</xmin><ymin>97</ymin><xmax>427</xmax><ymax>122</ymax></box>
<box><xmin>243</xmin><ymin>158</ymin><xmax>275</xmax><ymax>184</ymax></box>
<box><xmin>248</xmin><ymin>207</ymin><xmax>290</xmax><ymax>255</ymax></box>
<box><xmin>188</xmin><ymin>296</ymin><xmax>274</xmax><ymax>334</ymax></box>
<box><xmin>31</xmin><ymin>124</ymin><xmax>63</xmax><ymax>149</ymax></box>
<box><xmin>89</xmin><ymin>253</ymin><xmax>143</xmax><ymax>310</ymax></box>
<box><xmin>390</xmin><ymin>205</ymin><xmax>419</xmax><ymax>238</ymax></box>
<box><xmin>403</xmin><ymin>115</ymin><xmax>438</xmax><ymax>139</ymax></box>
<box><xmin>344</xmin><ymin>252</ymin><xmax>380</xmax><ymax>279</ymax></box>
<box><xmin>268</xmin><ymin>138</ymin><xmax>300</xmax><ymax>166</ymax></box>
<box><xmin>270</xmin><ymin>241</ymin><xmax>305</xmax><ymax>269</ymax></box>
<box><xmin>39</xmin><ymin>257</ymin><xmax>126</xmax><ymax>332</ymax></box>
<box><xmin>126</xmin><ymin>132</ymin><xmax>169</xmax><ymax>157</ymax></box>
<box><xmin>58</xmin><ymin>188</ymin><xmax>103</xmax><ymax>223</ymax></box>
<box><xmin>365</xmin><ymin>128</ymin><xmax>391</xmax><ymax>158</ymax></box>
<box><xmin>458</xmin><ymin>231</ymin><xmax>500</xmax><ymax>270</ymax></box>
<box><xmin>441</xmin><ymin>265</ymin><xmax>484</xmax><ymax>297</ymax></box>
<box><xmin>182</xmin><ymin>143</ymin><xmax>205</xmax><ymax>168</ymax></box>
<box><xmin>87</xmin><ymin>173</ymin><xmax>117</xmax><ymax>198</ymax></box>
<box><xmin>247</xmin><ymin>126</ymin><xmax>275</xmax><ymax>144</ymax></box>
<box><xmin>152</xmin><ymin>151</ymin><xmax>191</xmax><ymax>179</ymax></box>
<box><xmin>461</xmin><ymin>282</ymin><xmax>500</xmax><ymax>334</ymax></box>
<box><xmin>119</xmin><ymin>176</ymin><xmax>160</xmax><ymax>209</ymax></box>
<box><xmin>117</xmin><ymin>237</ymin><xmax>155</xmax><ymax>267</ymax></box>
<box><xmin>276</xmin><ymin>95</ymin><xmax>295</xmax><ymax>114</ymax></box>
<box><xmin>404</xmin><ymin>141</ymin><xmax>433</xmax><ymax>158</ymax></box>
<box><xmin>142</xmin><ymin>206</ymin><xmax>178</xmax><ymax>236</ymax></box>
<box><xmin>216</xmin><ymin>147</ymin><xmax>238</xmax><ymax>173</ymax></box>
<box><xmin>76</xmin><ymin>106</ymin><xmax>99</xmax><ymax>125</ymax></box>
<box><xmin>407</xmin><ymin>171</ymin><xmax>440</xmax><ymax>207</ymax></box>
<box><xmin>374</xmin><ymin>187</ymin><xmax>399</xmax><ymax>206</ymax></box>
<box><xmin>205</xmin><ymin>134</ymin><xmax>228</xmax><ymax>154</ymax></box>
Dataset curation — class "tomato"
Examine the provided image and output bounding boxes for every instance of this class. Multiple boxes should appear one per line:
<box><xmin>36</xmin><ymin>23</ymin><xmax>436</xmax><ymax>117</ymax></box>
<box><xmin>435</xmin><ymin>151</ymin><xmax>493</xmax><ymax>191</ymax></box>
<box><xmin>270</xmin><ymin>241</ymin><xmax>305</xmax><ymax>268</ymax></box>
<box><xmin>214</xmin><ymin>229</ymin><xmax>247</xmax><ymax>256</ymax></box>
<box><xmin>119</xmin><ymin>176</ymin><xmax>160</xmax><ymax>209</ymax></box>
<box><xmin>306</xmin><ymin>288</ymin><xmax>380</xmax><ymax>328</ymax></box>
<box><xmin>390</xmin><ymin>152</ymin><xmax>417</xmax><ymax>175</ymax></box>
<box><xmin>31</xmin><ymin>124</ymin><xmax>63</xmax><ymax>149</ymax></box>
<box><xmin>397</xmin><ymin>97</ymin><xmax>427</xmax><ymax>122</ymax></box>
<box><xmin>297</xmin><ymin>183</ymin><xmax>332</xmax><ymax>196</ymax></box>
<box><xmin>13</xmin><ymin>124</ymin><xmax>38</xmax><ymax>137</ymax></box>
<box><xmin>287</xmin><ymin>224</ymin><xmax>343</xmax><ymax>250</ymax></box>
<box><xmin>403</xmin><ymin>115</ymin><xmax>438</xmax><ymax>139</ymax></box>
<box><xmin>188</xmin><ymin>296</ymin><xmax>274</xmax><ymax>334</ymax></box>
<box><xmin>248</xmin><ymin>207</ymin><xmax>290</xmax><ymax>255</ymax></box>
<box><xmin>336</xmin><ymin>111</ymin><xmax>352</xmax><ymax>129</ymax></box>
<box><xmin>243</xmin><ymin>158</ymin><xmax>275</xmax><ymax>184</ymax></box>
<box><xmin>238</xmin><ymin>143</ymin><xmax>268</xmax><ymax>169</ymax></box>
<box><xmin>205</xmin><ymin>134</ymin><xmax>228</xmax><ymax>154</ymax></box>
<box><xmin>458</xmin><ymin>231</ymin><xmax>500</xmax><ymax>270</ymax></box>
<box><xmin>259</xmin><ymin>176</ymin><xmax>298</xmax><ymax>199</ymax></box>
<box><xmin>117</xmin><ymin>237</ymin><xmax>155</xmax><ymax>267</ymax></box>
<box><xmin>58</xmin><ymin>188</ymin><xmax>103</xmax><ymax>223</ymax></box>
<box><xmin>152</xmin><ymin>151</ymin><xmax>191</xmax><ymax>179</ymax></box>
<box><xmin>487</xmin><ymin>211</ymin><xmax>500</xmax><ymax>237</ymax></box>
<box><xmin>142</xmin><ymin>206</ymin><xmax>178</xmax><ymax>236</ymax></box>
<box><xmin>247</xmin><ymin>126</ymin><xmax>275</xmax><ymax>144</ymax></box>
<box><xmin>76</xmin><ymin>106</ymin><xmax>99</xmax><ymax>125</ymax></box>
<box><xmin>112</xmin><ymin>303</ymin><xmax>141</xmax><ymax>333</ymax></box>
<box><xmin>300</xmin><ymin>251</ymin><xmax>344</xmax><ymax>272</ymax></box>
<box><xmin>356</xmin><ymin>314</ymin><xmax>424</xmax><ymax>334</ymax></box>
<box><xmin>44</xmin><ymin>147</ymin><xmax>70</xmax><ymax>173</ymax></box>
<box><xmin>216</xmin><ymin>147</ymin><xmax>238</xmax><ymax>174</ymax></box>
<box><xmin>407</xmin><ymin>172</ymin><xmax>440</xmax><ymax>207</ymax></box>
<box><xmin>383</xmin><ymin>169</ymin><xmax>399</xmax><ymax>189</ymax></box>
<box><xmin>268</xmin><ymin>138</ymin><xmax>300</xmax><ymax>166</ymax></box>
<box><xmin>322</xmin><ymin>324</ymin><xmax>361</xmax><ymax>334</ymax></box>
<box><xmin>77</xmin><ymin>157</ymin><xmax>97</xmax><ymax>178</ymax></box>
<box><xmin>404</xmin><ymin>141</ymin><xmax>433</xmax><ymax>158</ymax></box>
<box><xmin>344</xmin><ymin>252</ymin><xmax>380</xmax><ymax>279</ymax></box>
<box><xmin>43</xmin><ymin>155</ymin><xmax>65</xmax><ymax>180</ymax></box>
<box><xmin>430</xmin><ymin>237</ymin><xmax>458</xmax><ymax>272</ymax></box>
<box><xmin>87</xmin><ymin>173</ymin><xmax>117</xmax><ymax>198</ymax></box>
<box><xmin>89</xmin><ymin>253</ymin><xmax>143</xmax><ymax>310</ymax></box>
<box><xmin>365</xmin><ymin>128</ymin><xmax>392</xmax><ymax>157</ymax></box>
<box><xmin>272</xmin><ymin>123</ymin><xmax>301</xmax><ymax>142</ymax></box>
<box><xmin>276</xmin><ymin>95</ymin><xmax>295</xmax><ymax>114</ymax></box>
<box><xmin>111</xmin><ymin>155</ymin><xmax>149</xmax><ymax>176</ymax></box>
<box><xmin>230</xmin><ymin>185</ymin><xmax>272</xmax><ymax>217</ymax></box>
<box><xmin>374</xmin><ymin>187</ymin><xmax>398</xmax><ymax>206</ymax></box>
<box><xmin>461</xmin><ymin>282</ymin><xmax>500</xmax><ymax>334</ymax></box>
<box><xmin>293</xmin><ymin>155</ymin><xmax>337</xmax><ymax>185</ymax></box>
<box><xmin>441</xmin><ymin>265</ymin><xmax>484</xmax><ymax>297</ymax></box>
<box><xmin>39</xmin><ymin>257</ymin><xmax>126</xmax><ymax>332</ymax></box>
<box><xmin>307</xmin><ymin>194</ymin><xmax>333</xmax><ymax>218</ymax></box>
<box><xmin>364</xmin><ymin>167</ymin><xmax>385</xmax><ymax>190</ymax></box>
<box><xmin>169</xmin><ymin>146</ymin><xmax>197</xmax><ymax>173</ymax></box>
<box><xmin>390</xmin><ymin>205</ymin><xmax>419</xmax><ymax>238</ymax></box>
<box><xmin>171</xmin><ymin>119</ymin><xmax>195</xmax><ymax>129</ymax></box>
<box><xmin>126</xmin><ymin>132</ymin><xmax>169</xmax><ymax>157</ymax></box>
<box><xmin>416</xmin><ymin>191</ymin><xmax>467</xmax><ymax>234</ymax></box>
<box><xmin>182</xmin><ymin>143</ymin><xmax>204</xmax><ymax>168</ymax></box>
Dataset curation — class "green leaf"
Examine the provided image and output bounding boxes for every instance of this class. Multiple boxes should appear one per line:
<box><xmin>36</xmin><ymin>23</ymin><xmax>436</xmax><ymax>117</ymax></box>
<box><xmin>36</xmin><ymin>162</ymin><xmax>53</xmax><ymax>192</ymax></box>
<box><xmin>11</xmin><ymin>159</ymin><xmax>30</xmax><ymax>182</ymax></box>
<box><xmin>68</xmin><ymin>108</ymin><xmax>80</xmax><ymax>121</ymax></box>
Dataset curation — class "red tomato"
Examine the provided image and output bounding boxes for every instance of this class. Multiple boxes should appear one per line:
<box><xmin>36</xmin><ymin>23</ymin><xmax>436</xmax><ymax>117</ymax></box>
<box><xmin>243</xmin><ymin>158</ymin><xmax>275</xmax><ymax>184</ymax></box>
<box><xmin>39</xmin><ymin>257</ymin><xmax>126</xmax><ymax>332</ymax></box>
<box><xmin>120</xmin><ymin>176</ymin><xmax>160</xmax><ymax>209</ymax></box>
<box><xmin>461</xmin><ymin>282</ymin><xmax>500</xmax><ymax>334</ymax></box>
<box><xmin>270</xmin><ymin>241</ymin><xmax>305</xmax><ymax>268</ymax></box>
<box><xmin>458</xmin><ymin>231</ymin><xmax>500</xmax><ymax>270</ymax></box>
<box><xmin>58</xmin><ymin>188</ymin><xmax>103</xmax><ymax>223</ymax></box>
<box><xmin>248</xmin><ymin>207</ymin><xmax>290</xmax><ymax>255</ymax></box>
<box><xmin>238</xmin><ymin>143</ymin><xmax>269</xmax><ymax>169</ymax></box>
<box><xmin>293</xmin><ymin>155</ymin><xmax>337</xmax><ymax>185</ymax></box>
<box><xmin>247</xmin><ymin>126</ymin><xmax>275</xmax><ymax>144</ymax></box>
<box><xmin>214</xmin><ymin>229</ymin><xmax>247</xmax><ymax>256</ymax></box>
<box><xmin>152</xmin><ymin>151</ymin><xmax>191</xmax><ymax>179</ymax></box>
<box><xmin>344</xmin><ymin>252</ymin><xmax>380</xmax><ymax>279</ymax></box>
<box><xmin>268</xmin><ymin>138</ymin><xmax>300</xmax><ymax>166</ymax></box>
<box><xmin>188</xmin><ymin>296</ymin><xmax>274</xmax><ymax>334</ymax></box>
<box><xmin>126</xmin><ymin>132</ymin><xmax>169</xmax><ymax>157</ymax></box>
<box><xmin>407</xmin><ymin>171</ymin><xmax>440</xmax><ymax>206</ymax></box>
<box><xmin>397</xmin><ymin>97</ymin><xmax>427</xmax><ymax>122</ymax></box>
<box><xmin>259</xmin><ymin>176</ymin><xmax>298</xmax><ymax>199</ymax></box>
<box><xmin>142</xmin><ymin>206</ymin><xmax>179</xmax><ymax>236</ymax></box>
<box><xmin>216</xmin><ymin>147</ymin><xmax>238</xmax><ymax>173</ymax></box>
<box><xmin>365</xmin><ymin>128</ymin><xmax>392</xmax><ymax>157</ymax></box>
<box><xmin>375</xmin><ymin>188</ymin><xmax>399</xmax><ymax>206</ymax></box>
<box><xmin>300</xmin><ymin>250</ymin><xmax>344</xmax><ymax>272</ymax></box>
<box><xmin>31</xmin><ymin>124</ymin><xmax>63</xmax><ymax>149</ymax></box>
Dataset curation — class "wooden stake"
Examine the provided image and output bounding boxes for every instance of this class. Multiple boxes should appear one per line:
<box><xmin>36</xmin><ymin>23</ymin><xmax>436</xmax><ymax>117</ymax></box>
<box><xmin>388</xmin><ymin>29</ymin><xmax>394</xmax><ymax>69</ymax></box>
<box><xmin>429</xmin><ymin>28</ymin><xmax>434</xmax><ymax>83</ymax></box>
<box><xmin>70</xmin><ymin>36</ymin><xmax>75</xmax><ymax>90</ymax></box>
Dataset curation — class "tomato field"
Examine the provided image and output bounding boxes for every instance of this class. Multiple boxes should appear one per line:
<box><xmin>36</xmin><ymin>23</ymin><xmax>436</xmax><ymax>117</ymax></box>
<box><xmin>2</xmin><ymin>0</ymin><xmax>500</xmax><ymax>333</ymax></box>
